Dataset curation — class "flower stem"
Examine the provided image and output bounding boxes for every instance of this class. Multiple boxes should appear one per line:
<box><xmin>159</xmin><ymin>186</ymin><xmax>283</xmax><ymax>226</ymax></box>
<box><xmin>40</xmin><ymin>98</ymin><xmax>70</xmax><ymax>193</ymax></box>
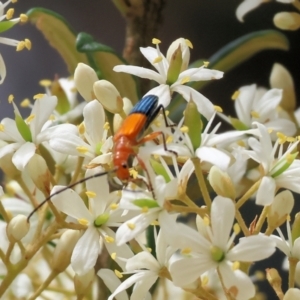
<box><xmin>15</xmin><ymin>176</ymin><xmax>39</xmax><ymax>207</ymax></box>
<box><xmin>235</xmin><ymin>209</ymin><xmax>250</xmax><ymax>236</ymax></box>
<box><xmin>236</xmin><ymin>179</ymin><xmax>261</xmax><ymax>209</ymax></box>
<box><xmin>70</xmin><ymin>156</ymin><xmax>84</xmax><ymax>185</ymax></box>
<box><xmin>191</xmin><ymin>157</ymin><xmax>211</xmax><ymax>210</ymax></box>
<box><xmin>253</xmin><ymin>206</ymin><xmax>269</xmax><ymax>235</ymax></box>
<box><xmin>288</xmin><ymin>257</ymin><xmax>299</xmax><ymax>288</ymax></box>
<box><xmin>28</xmin><ymin>269</ymin><xmax>59</xmax><ymax>300</ymax></box>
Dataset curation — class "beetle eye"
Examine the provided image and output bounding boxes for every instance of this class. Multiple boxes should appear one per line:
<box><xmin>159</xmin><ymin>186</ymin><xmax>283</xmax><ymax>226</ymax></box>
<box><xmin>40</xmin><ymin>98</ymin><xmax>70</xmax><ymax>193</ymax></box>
<box><xmin>121</xmin><ymin>162</ymin><xmax>127</xmax><ymax>169</ymax></box>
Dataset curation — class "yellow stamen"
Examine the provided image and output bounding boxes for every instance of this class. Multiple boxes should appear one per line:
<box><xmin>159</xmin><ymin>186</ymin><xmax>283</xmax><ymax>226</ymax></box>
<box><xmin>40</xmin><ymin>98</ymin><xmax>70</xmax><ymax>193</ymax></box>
<box><xmin>6</xmin><ymin>8</ymin><xmax>14</xmax><ymax>19</ymax></box>
<box><xmin>214</xmin><ymin>105</ymin><xmax>223</xmax><ymax>113</ymax></box>
<box><xmin>250</xmin><ymin>111</ymin><xmax>260</xmax><ymax>118</ymax></box>
<box><xmin>231</xmin><ymin>90</ymin><xmax>240</xmax><ymax>100</ymax></box>
<box><xmin>255</xmin><ymin>271</ymin><xmax>265</xmax><ymax>281</ymax></box>
<box><xmin>78</xmin><ymin>123</ymin><xmax>85</xmax><ymax>135</ymax></box>
<box><xmin>24</xmin><ymin>39</ymin><xmax>31</xmax><ymax>50</ymax></box>
<box><xmin>152</xmin><ymin>38</ymin><xmax>161</xmax><ymax>45</ymax></box>
<box><xmin>110</xmin><ymin>203</ymin><xmax>118</xmax><ymax>210</ymax></box>
<box><xmin>153</xmin><ymin>56</ymin><xmax>163</xmax><ymax>64</ymax></box>
<box><xmin>129</xmin><ymin>169</ymin><xmax>138</xmax><ymax>179</ymax></box>
<box><xmin>0</xmin><ymin>124</ymin><xmax>4</xmax><ymax>132</ymax></box>
<box><xmin>39</xmin><ymin>79</ymin><xmax>52</xmax><ymax>87</ymax></box>
<box><xmin>180</xmin><ymin>76</ymin><xmax>190</xmax><ymax>84</ymax></box>
<box><xmin>20</xmin><ymin>98</ymin><xmax>31</xmax><ymax>107</ymax></box>
<box><xmin>49</xmin><ymin>115</ymin><xmax>55</xmax><ymax>121</ymax></box>
<box><xmin>185</xmin><ymin>39</ymin><xmax>193</xmax><ymax>49</ymax></box>
<box><xmin>141</xmin><ymin>207</ymin><xmax>149</xmax><ymax>213</ymax></box>
<box><xmin>114</xmin><ymin>270</ymin><xmax>123</xmax><ymax>278</ymax></box>
<box><xmin>277</xmin><ymin>132</ymin><xmax>287</xmax><ymax>144</ymax></box>
<box><xmin>8</xmin><ymin>94</ymin><xmax>14</xmax><ymax>103</ymax></box>
<box><xmin>151</xmin><ymin>220</ymin><xmax>159</xmax><ymax>226</ymax></box>
<box><xmin>103</xmin><ymin>122</ymin><xmax>110</xmax><ymax>130</ymax></box>
<box><xmin>33</xmin><ymin>93</ymin><xmax>45</xmax><ymax>100</ymax></box>
<box><xmin>105</xmin><ymin>236</ymin><xmax>115</xmax><ymax>243</ymax></box>
<box><xmin>203</xmin><ymin>216</ymin><xmax>210</xmax><ymax>226</ymax></box>
<box><xmin>86</xmin><ymin>191</ymin><xmax>96</xmax><ymax>198</ymax></box>
<box><xmin>16</xmin><ymin>41</ymin><xmax>25</xmax><ymax>51</ymax></box>
<box><xmin>127</xmin><ymin>223</ymin><xmax>135</xmax><ymax>230</ymax></box>
<box><xmin>232</xmin><ymin>261</ymin><xmax>240</xmax><ymax>271</ymax></box>
<box><xmin>111</xmin><ymin>253</ymin><xmax>117</xmax><ymax>260</ymax></box>
<box><xmin>12</xmin><ymin>0</ymin><xmax>18</xmax><ymax>3</ymax></box>
<box><xmin>26</xmin><ymin>114</ymin><xmax>35</xmax><ymax>123</ymax></box>
<box><xmin>146</xmin><ymin>247</ymin><xmax>152</xmax><ymax>253</ymax></box>
<box><xmin>233</xmin><ymin>223</ymin><xmax>241</xmax><ymax>235</ymax></box>
<box><xmin>286</xmin><ymin>154</ymin><xmax>294</xmax><ymax>164</ymax></box>
<box><xmin>287</xmin><ymin>136</ymin><xmax>296</xmax><ymax>143</ymax></box>
<box><xmin>76</xmin><ymin>146</ymin><xmax>89</xmax><ymax>154</ymax></box>
<box><xmin>78</xmin><ymin>218</ymin><xmax>89</xmax><ymax>226</ymax></box>
<box><xmin>166</xmin><ymin>136</ymin><xmax>173</xmax><ymax>143</ymax></box>
<box><xmin>20</xmin><ymin>14</ymin><xmax>28</xmax><ymax>23</ymax></box>
<box><xmin>180</xmin><ymin>125</ymin><xmax>189</xmax><ymax>133</ymax></box>
<box><xmin>203</xmin><ymin>61</ymin><xmax>209</xmax><ymax>67</ymax></box>
<box><xmin>202</xmin><ymin>275</ymin><xmax>209</xmax><ymax>286</ymax></box>
<box><xmin>267</xmin><ymin>128</ymin><xmax>273</xmax><ymax>134</ymax></box>
<box><xmin>287</xmin><ymin>214</ymin><xmax>291</xmax><ymax>222</ymax></box>
<box><xmin>181</xmin><ymin>247</ymin><xmax>192</xmax><ymax>255</ymax></box>
<box><xmin>236</xmin><ymin>140</ymin><xmax>246</xmax><ymax>147</ymax></box>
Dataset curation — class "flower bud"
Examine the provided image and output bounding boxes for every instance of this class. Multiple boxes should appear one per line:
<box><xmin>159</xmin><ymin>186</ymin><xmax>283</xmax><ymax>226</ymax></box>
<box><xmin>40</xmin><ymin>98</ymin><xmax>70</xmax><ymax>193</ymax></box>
<box><xmin>267</xmin><ymin>190</ymin><xmax>294</xmax><ymax>229</ymax></box>
<box><xmin>74</xmin><ymin>268</ymin><xmax>95</xmax><ymax>297</ymax></box>
<box><xmin>184</xmin><ymin>98</ymin><xmax>202</xmax><ymax>151</ymax></box>
<box><xmin>292</xmin><ymin>213</ymin><xmax>300</xmax><ymax>243</ymax></box>
<box><xmin>0</xmin><ymin>151</ymin><xmax>21</xmax><ymax>179</ymax></box>
<box><xmin>208</xmin><ymin>166</ymin><xmax>236</xmax><ymax>200</ymax></box>
<box><xmin>166</xmin><ymin>38</ymin><xmax>191</xmax><ymax>72</ymax></box>
<box><xmin>93</xmin><ymin>80</ymin><xmax>123</xmax><ymax>114</ymax></box>
<box><xmin>274</xmin><ymin>12</ymin><xmax>300</xmax><ymax>31</ymax></box>
<box><xmin>50</xmin><ymin>78</ymin><xmax>71</xmax><ymax>115</ymax></box>
<box><xmin>52</xmin><ymin>229</ymin><xmax>81</xmax><ymax>272</ymax></box>
<box><xmin>113</xmin><ymin>97</ymin><xmax>133</xmax><ymax>132</ymax></box>
<box><xmin>6</xmin><ymin>214</ymin><xmax>30</xmax><ymax>242</ymax></box>
<box><xmin>270</xmin><ymin>63</ymin><xmax>296</xmax><ymax>112</ymax></box>
<box><xmin>74</xmin><ymin>63</ymin><xmax>98</xmax><ymax>102</ymax></box>
<box><xmin>284</xmin><ymin>288</ymin><xmax>300</xmax><ymax>300</ymax></box>
<box><xmin>25</xmin><ymin>154</ymin><xmax>51</xmax><ymax>195</ymax></box>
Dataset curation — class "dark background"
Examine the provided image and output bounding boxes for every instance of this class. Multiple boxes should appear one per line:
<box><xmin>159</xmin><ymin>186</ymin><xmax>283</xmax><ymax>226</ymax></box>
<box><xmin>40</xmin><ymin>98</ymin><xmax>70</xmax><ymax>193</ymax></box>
<box><xmin>1</xmin><ymin>1</ymin><xmax>299</xmax><ymax>298</ymax></box>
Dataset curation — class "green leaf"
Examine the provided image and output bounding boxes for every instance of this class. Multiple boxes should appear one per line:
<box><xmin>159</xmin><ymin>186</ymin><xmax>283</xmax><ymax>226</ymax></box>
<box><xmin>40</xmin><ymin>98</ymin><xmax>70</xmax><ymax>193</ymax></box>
<box><xmin>169</xmin><ymin>30</ymin><xmax>289</xmax><ymax>120</ymax></box>
<box><xmin>0</xmin><ymin>20</ymin><xmax>19</xmax><ymax>33</ymax></box>
<box><xmin>26</xmin><ymin>8</ymin><xmax>89</xmax><ymax>74</ymax></box>
<box><xmin>15</xmin><ymin>115</ymin><xmax>32</xmax><ymax>142</ymax></box>
<box><xmin>76</xmin><ymin>32</ymin><xmax>139</xmax><ymax>104</ymax></box>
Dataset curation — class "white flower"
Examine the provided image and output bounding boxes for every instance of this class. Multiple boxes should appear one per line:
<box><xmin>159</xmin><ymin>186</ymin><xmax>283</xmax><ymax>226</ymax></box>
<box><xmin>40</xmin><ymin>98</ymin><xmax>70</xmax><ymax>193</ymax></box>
<box><xmin>103</xmin><ymin>230</ymin><xmax>175</xmax><ymax>300</ymax></box>
<box><xmin>221</xmin><ymin>84</ymin><xmax>296</xmax><ymax>140</ymax></box>
<box><xmin>51</xmin><ymin>167</ymin><xmax>133</xmax><ymax>275</ymax></box>
<box><xmin>243</xmin><ymin>122</ymin><xmax>300</xmax><ymax>205</ymax></box>
<box><xmin>0</xmin><ymin>95</ymin><xmax>76</xmax><ymax>170</ymax></box>
<box><xmin>49</xmin><ymin>100</ymin><xmax>113</xmax><ymax>166</ymax></box>
<box><xmin>113</xmin><ymin>38</ymin><xmax>223</xmax><ymax>120</ymax></box>
<box><xmin>271</xmin><ymin>220</ymin><xmax>300</xmax><ymax>260</ymax></box>
<box><xmin>169</xmin><ymin>196</ymin><xmax>276</xmax><ymax>295</ymax></box>
<box><xmin>236</xmin><ymin>0</ymin><xmax>294</xmax><ymax>22</ymax></box>
<box><xmin>0</xmin><ymin>1</ymin><xmax>30</xmax><ymax>83</ymax></box>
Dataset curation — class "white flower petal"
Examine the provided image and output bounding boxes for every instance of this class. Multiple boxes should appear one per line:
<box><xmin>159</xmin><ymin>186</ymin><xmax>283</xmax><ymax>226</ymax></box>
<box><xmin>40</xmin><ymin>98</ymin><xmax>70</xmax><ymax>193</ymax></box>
<box><xmin>37</xmin><ymin>124</ymin><xmax>78</xmax><ymax>144</ymax></box>
<box><xmin>130</xmin><ymin>272</ymin><xmax>157</xmax><ymax>300</ymax></box>
<box><xmin>51</xmin><ymin>186</ymin><xmax>92</xmax><ymax>221</ymax></box>
<box><xmin>270</xmin><ymin>235</ymin><xmax>290</xmax><ymax>256</ymax></box>
<box><xmin>172</xmin><ymin>85</ymin><xmax>214</xmax><ymax>120</ymax></box>
<box><xmin>12</xmin><ymin>142</ymin><xmax>36</xmax><ymax>170</ymax></box>
<box><xmin>0</xmin><ymin>53</ymin><xmax>6</xmax><ymax>84</ymax></box>
<box><xmin>227</xmin><ymin>235</ymin><xmax>276</xmax><ymax>261</ymax></box>
<box><xmin>256</xmin><ymin>176</ymin><xmax>276</xmax><ymax>206</ymax></box>
<box><xmin>236</xmin><ymin>0</ymin><xmax>263</xmax><ymax>22</ymax></box>
<box><xmin>179</xmin><ymin>67</ymin><xmax>223</xmax><ymax>81</ymax></box>
<box><xmin>83</xmin><ymin>100</ymin><xmax>105</xmax><ymax>146</ymax></box>
<box><xmin>71</xmin><ymin>226</ymin><xmax>101</xmax><ymax>275</ymax></box>
<box><xmin>211</xmin><ymin>196</ymin><xmax>235</xmax><ymax>249</ymax></box>
<box><xmin>30</xmin><ymin>95</ymin><xmax>57</xmax><ymax>141</ymax></box>
<box><xmin>145</xmin><ymin>84</ymin><xmax>171</xmax><ymax>108</ymax></box>
<box><xmin>0</xmin><ymin>118</ymin><xmax>24</xmax><ymax>142</ymax></box>
<box><xmin>97</xmin><ymin>269</ymin><xmax>129</xmax><ymax>300</ymax></box>
<box><xmin>196</xmin><ymin>146</ymin><xmax>231</xmax><ymax>171</ymax></box>
<box><xmin>114</xmin><ymin>65</ymin><xmax>164</xmax><ymax>84</ymax></box>
<box><xmin>126</xmin><ymin>251</ymin><xmax>160</xmax><ymax>272</ymax></box>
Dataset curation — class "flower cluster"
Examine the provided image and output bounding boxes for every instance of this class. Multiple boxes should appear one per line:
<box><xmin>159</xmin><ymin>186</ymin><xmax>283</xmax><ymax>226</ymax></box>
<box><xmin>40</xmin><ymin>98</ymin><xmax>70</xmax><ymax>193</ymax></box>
<box><xmin>1</xmin><ymin>5</ymin><xmax>300</xmax><ymax>299</ymax></box>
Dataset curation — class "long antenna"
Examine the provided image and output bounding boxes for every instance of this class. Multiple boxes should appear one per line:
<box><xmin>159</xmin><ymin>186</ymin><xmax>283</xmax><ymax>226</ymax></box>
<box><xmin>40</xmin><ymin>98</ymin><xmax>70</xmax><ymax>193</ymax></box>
<box><xmin>27</xmin><ymin>169</ymin><xmax>116</xmax><ymax>222</ymax></box>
